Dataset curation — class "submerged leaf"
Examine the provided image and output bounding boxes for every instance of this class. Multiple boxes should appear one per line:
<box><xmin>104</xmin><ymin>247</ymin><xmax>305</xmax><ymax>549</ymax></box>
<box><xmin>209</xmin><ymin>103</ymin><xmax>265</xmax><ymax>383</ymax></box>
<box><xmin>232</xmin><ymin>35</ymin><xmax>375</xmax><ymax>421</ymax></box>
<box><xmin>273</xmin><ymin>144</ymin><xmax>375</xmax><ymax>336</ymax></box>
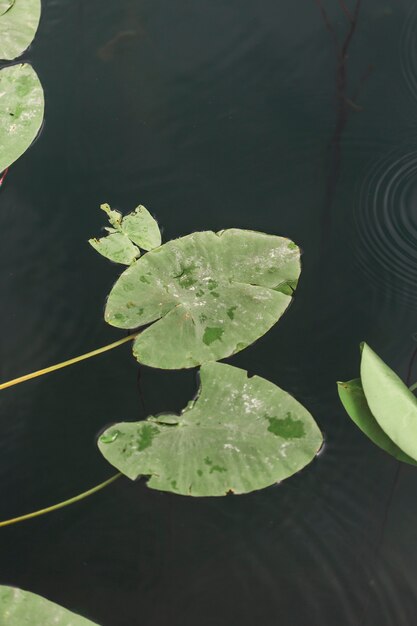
<box><xmin>0</xmin><ymin>63</ymin><xmax>44</xmax><ymax>172</ymax></box>
<box><xmin>105</xmin><ymin>229</ymin><xmax>300</xmax><ymax>369</ymax></box>
<box><xmin>0</xmin><ymin>0</ymin><xmax>41</xmax><ymax>60</ymax></box>
<box><xmin>360</xmin><ymin>343</ymin><xmax>417</xmax><ymax>462</ymax></box>
<box><xmin>121</xmin><ymin>205</ymin><xmax>161</xmax><ymax>250</ymax></box>
<box><xmin>337</xmin><ymin>378</ymin><xmax>417</xmax><ymax>465</ymax></box>
<box><xmin>98</xmin><ymin>362</ymin><xmax>322</xmax><ymax>496</ymax></box>
<box><xmin>0</xmin><ymin>585</ymin><xmax>98</xmax><ymax>625</ymax></box>
<box><xmin>89</xmin><ymin>232</ymin><xmax>140</xmax><ymax>265</ymax></box>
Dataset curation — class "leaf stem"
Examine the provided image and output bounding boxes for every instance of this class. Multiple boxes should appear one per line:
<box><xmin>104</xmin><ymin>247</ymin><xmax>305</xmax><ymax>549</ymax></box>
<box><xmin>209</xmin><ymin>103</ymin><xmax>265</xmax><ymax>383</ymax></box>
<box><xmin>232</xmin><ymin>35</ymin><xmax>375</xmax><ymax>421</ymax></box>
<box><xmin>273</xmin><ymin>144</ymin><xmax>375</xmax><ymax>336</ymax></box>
<box><xmin>409</xmin><ymin>382</ymin><xmax>417</xmax><ymax>393</ymax></box>
<box><xmin>0</xmin><ymin>473</ymin><xmax>121</xmax><ymax>528</ymax></box>
<box><xmin>0</xmin><ymin>334</ymin><xmax>138</xmax><ymax>391</ymax></box>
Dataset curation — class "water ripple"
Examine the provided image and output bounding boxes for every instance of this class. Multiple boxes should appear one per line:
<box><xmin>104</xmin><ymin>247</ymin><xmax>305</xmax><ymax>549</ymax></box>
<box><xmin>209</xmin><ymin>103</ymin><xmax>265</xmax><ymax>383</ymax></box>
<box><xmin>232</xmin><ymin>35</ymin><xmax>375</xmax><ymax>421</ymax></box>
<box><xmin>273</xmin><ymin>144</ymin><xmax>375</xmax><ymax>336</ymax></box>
<box><xmin>400</xmin><ymin>3</ymin><xmax>417</xmax><ymax>103</ymax></box>
<box><xmin>353</xmin><ymin>147</ymin><xmax>417</xmax><ymax>308</ymax></box>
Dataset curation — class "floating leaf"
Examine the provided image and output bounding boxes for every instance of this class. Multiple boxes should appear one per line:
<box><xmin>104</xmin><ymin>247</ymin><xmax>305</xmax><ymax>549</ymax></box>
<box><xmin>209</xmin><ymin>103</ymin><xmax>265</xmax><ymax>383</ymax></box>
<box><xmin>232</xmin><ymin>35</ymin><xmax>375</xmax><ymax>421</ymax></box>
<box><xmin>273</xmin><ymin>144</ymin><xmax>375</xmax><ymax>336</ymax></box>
<box><xmin>121</xmin><ymin>205</ymin><xmax>161</xmax><ymax>250</ymax></box>
<box><xmin>0</xmin><ymin>63</ymin><xmax>44</xmax><ymax>172</ymax></box>
<box><xmin>98</xmin><ymin>361</ymin><xmax>322</xmax><ymax>496</ymax></box>
<box><xmin>89</xmin><ymin>232</ymin><xmax>140</xmax><ymax>265</ymax></box>
<box><xmin>337</xmin><ymin>378</ymin><xmax>417</xmax><ymax>465</ymax></box>
<box><xmin>89</xmin><ymin>203</ymin><xmax>161</xmax><ymax>264</ymax></box>
<box><xmin>0</xmin><ymin>0</ymin><xmax>41</xmax><ymax>60</ymax></box>
<box><xmin>360</xmin><ymin>343</ymin><xmax>417</xmax><ymax>462</ymax></box>
<box><xmin>0</xmin><ymin>586</ymin><xmax>98</xmax><ymax>625</ymax></box>
<box><xmin>105</xmin><ymin>229</ymin><xmax>300</xmax><ymax>368</ymax></box>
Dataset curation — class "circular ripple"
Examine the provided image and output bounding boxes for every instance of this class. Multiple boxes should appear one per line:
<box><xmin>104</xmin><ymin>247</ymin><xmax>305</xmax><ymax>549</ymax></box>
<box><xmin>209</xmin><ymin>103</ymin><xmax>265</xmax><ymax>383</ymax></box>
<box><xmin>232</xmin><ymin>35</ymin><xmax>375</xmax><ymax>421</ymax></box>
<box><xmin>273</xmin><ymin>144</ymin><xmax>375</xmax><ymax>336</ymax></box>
<box><xmin>353</xmin><ymin>147</ymin><xmax>417</xmax><ymax>307</ymax></box>
<box><xmin>400</xmin><ymin>4</ymin><xmax>417</xmax><ymax>102</ymax></box>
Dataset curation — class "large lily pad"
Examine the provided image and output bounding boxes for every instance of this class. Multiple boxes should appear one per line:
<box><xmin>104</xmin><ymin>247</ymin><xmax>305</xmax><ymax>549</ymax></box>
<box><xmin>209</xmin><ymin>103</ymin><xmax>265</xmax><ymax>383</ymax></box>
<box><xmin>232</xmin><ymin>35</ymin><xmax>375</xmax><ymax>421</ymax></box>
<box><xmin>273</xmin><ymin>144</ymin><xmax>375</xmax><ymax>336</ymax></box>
<box><xmin>0</xmin><ymin>0</ymin><xmax>41</xmax><ymax>60</ymax></box>
<box><xmin>337</xmin><ymin>378</ymin><xmax>417</xmax><ymax>465</ymax></box>
<box><xmin>105</xmin><ymin>229</ymin><xmax>300</xmax><ymax>369</ymax></box>
<box><xmin>0</xmin><ymin>586</ymin><xmax>98</xmax><ymax>625</ymax></box>
<box><xmin>98</xmin><ymin>361</ymin><xmax>323</xmax><ymax>496</ymax></box>
<box><xmin>0</xmin><ymin>63</ymin><xmax>44</xmax><ymax>172</ymax></box>
<box><xmin>360</xmin><ymin>343</ymin><xmax>417</xmax><ymax>462</ymax></box>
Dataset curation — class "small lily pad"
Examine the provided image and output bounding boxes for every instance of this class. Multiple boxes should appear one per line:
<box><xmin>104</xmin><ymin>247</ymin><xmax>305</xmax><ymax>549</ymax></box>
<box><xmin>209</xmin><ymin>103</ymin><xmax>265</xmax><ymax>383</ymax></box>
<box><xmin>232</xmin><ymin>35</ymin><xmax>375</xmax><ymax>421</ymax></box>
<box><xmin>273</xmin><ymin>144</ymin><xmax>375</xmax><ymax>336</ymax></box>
<box><xmin>105</xmin><ymin>229</ymin><xmax>301</xmax><ymax>369</ymax></box>
<box><xmin>0</xmin><ymin>0</ymin><xmax>41</xmax><ymax>60</ymax></box>
<box><xmin>0</xmin><ymin>63</ymin><xmax>44</xmax><ymax>172</ymax></box>
<box><xmin>0</xmin><ymin>585</ymin><xmax>98</xmax><ymax>625</ymax></box>
<box><xmin>89</xmin><ymin>232</ymin><xmax>140</xmax><ymax>265</ymax></box>
<box><xmin>120</xmin><ymin>205</ymin><xmax>161</xmax><ymax>250</ymax></box>
<box><xmin>98</xmin><ymin>362</ymin><xmax>323</xmax><ymax>496</ymax></box>
<box><xmin>360</xmin><ymin>343</ymin><xmax>417</xmax><ymax>462</ymax></box>
<box><xmin>337</xmin><ymin>378</ymin><xmax>417</xmax><ymax>465</ymax></box>
<box><xmin>89</xmin><ymin>203</ymin><xmax>161</xmax><ymax>264</ymax></box>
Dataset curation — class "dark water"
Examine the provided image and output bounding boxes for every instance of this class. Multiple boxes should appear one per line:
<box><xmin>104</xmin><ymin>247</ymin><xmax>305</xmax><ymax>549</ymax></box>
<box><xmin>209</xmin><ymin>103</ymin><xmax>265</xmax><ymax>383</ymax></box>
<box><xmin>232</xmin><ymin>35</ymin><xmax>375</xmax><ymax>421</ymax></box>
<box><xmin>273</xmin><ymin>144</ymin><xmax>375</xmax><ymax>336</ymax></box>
<box><xmin>1</xmin><ymin>1</ymin><xmax>417</xmax><ymax>624</ymax></box>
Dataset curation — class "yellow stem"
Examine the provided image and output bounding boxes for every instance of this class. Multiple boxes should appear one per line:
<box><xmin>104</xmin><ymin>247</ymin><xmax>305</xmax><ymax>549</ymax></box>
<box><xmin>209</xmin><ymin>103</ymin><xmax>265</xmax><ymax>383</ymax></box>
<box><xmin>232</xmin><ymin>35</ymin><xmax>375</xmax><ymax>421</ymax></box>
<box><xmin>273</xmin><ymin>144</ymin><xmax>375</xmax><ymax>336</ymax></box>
<box><xmin>0</xmin><ymin>334</ymin><xmax>138</xmax><ymax>391</ymax></box>
<box><xmin>0</xmin><ymin>473</ymin><xmax>122</xmax><ymax>528</ymax></box>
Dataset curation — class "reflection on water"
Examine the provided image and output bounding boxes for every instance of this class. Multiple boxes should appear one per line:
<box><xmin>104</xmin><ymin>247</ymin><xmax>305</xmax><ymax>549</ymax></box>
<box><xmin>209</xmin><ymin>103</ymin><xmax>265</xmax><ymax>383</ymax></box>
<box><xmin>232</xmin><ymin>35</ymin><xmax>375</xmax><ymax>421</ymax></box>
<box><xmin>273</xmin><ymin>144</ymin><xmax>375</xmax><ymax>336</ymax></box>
<box><xmin>1</xmin><ymin>0</ymin><xmax>417</xmax><ymax>625</ymax></box>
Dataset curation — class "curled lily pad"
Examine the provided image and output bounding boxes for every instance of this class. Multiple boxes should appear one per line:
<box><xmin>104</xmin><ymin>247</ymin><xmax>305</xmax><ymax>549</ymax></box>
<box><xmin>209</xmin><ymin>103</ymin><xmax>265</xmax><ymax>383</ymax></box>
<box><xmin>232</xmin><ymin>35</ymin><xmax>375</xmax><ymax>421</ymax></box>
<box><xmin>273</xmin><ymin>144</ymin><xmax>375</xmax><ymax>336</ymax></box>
<box><xmin>105</xmin><ymin>229</ymin><xmax>300</xmax><ymax>369</ymax></box>
<box><xmin>0</xmin><ymin>586</ymin><xmax>98</xmax><ymax>625</ymax></box>
<box><xmin>89</xmin><ymin>203</ymin><xmax>161</xmax><ymax>264</ymax></box>
<box><xmin>360</xmin><ymin>343</ymin><xmax>417</xmax><ymax>462</ymax></box>
<box><xmin>337</xmin><ymin>378</ymin><xmax>417</xmax><ymax>465</ymax></box>
<box><xmin>98</xmin><ymin>361</ymin><xmax>323</xmax><ymax>496</ymax></box>
<box><xmin>0</xmin><ymin>63</ymin><xmax>44</xmax><ymax>172</ymax></box>
<box><xmin>0</xmin><ymin>0</ymin><xmax>41</xmax><ymax>60</ymax></box>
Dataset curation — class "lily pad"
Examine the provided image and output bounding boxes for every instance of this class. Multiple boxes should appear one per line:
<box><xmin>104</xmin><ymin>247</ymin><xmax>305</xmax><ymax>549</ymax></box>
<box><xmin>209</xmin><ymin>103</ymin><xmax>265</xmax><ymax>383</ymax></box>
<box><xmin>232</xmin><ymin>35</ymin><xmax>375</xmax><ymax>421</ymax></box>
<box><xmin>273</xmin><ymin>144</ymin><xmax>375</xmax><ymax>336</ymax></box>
<box><xmin>361</xmin><ymin>343</ymin><xmax>417</xmax><ymax>462</ymax></box>
<box><xmin>89</xmin><ymin>203</ymin><xmax>161</xmax><ymax>264</ymax></box>
<box><xmin>98</xmin><ymin>361</ymin><xmax>323</xmax><ymax>496</ymax></box>
<box><xmin>89</xmin><ymin>232</ymin><xmax>139</xmax><ymax>265</ymax></box>
<box><xmin>0</xmin><ymin>0</ymin><xmax>41</xmax><ymax>60</ymax></box>
<box><xmin>0</xmin><ymin>586</ymin><xmax>98</xmax><ymax>625</ymax></box>
<box><xmin>0</xmin><ymin>63</ymin><xmax>44</xmax><ymax>172</ymax></box>
<box><xmin>105</xmin><ymin>229</ymin><xmax>300</xmax><ymax>368</ymax></box>
<box><xmin>337</xmin><ymin>378</ymin><xmax>417</xmax><ymax>465</ymax></box>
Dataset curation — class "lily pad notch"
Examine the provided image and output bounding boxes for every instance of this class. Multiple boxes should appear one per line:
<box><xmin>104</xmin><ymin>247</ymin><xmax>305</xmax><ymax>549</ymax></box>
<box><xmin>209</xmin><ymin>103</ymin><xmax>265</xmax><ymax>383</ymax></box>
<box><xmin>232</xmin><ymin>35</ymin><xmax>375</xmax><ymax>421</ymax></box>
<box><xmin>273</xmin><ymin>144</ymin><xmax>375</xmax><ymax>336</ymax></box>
<box><xmin>98</xmin><ymin>361</ymin><xmax>323</xmax><ymax>497</ymax></box>
<box><xmin>93</xmin><ymin>204</ymin><xmax>301</xmax><ymax>369</ymax></box>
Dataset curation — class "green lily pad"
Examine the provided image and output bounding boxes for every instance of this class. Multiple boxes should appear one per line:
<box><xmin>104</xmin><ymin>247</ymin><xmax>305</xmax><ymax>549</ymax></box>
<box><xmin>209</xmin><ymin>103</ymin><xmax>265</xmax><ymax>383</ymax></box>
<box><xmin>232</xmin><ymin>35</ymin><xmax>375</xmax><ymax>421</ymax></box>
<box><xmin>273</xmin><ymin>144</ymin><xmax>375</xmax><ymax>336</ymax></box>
<box><xmin>0</xmin><ymin>586</ymin><xmax>98</xmax><ymax>625</ymax></box>
<box><xmin>98</xmin><ymin>361</ymin><xmax>323</xmax><ymax>496</ymax></box>
<box><xmin>0</xmin><ymin>63</ymin><xmax>44</xmax><ymax>172</ymax></box>
<box><xmin>105</xmin><ymin>229</ymin><xmax>300</xmax><ymax>369</ymax></box>
<box><xmin>337</xmin><ymin>378</ymin><xmax>417</xmax><ymax>465</ymax></box>
<box><xmin>120</xmin><ymin>204</ymin><xmax>161</xmax><ymax>250</ymax></box>
<box><xmin>89</xmin><ymin>203</ymin><xmax>161</xmax><ymax>264</ymax></box>
<box><xmin>89</xmin><ymin>232</ymin><xmax>140</xmax><ymax>265</ymax></box>
<box><xmin>0</xmin><ymin>0</ymin><xmax>41</xmax><ymax>60</ymax></box>
<box><xmin>360</xmin><ymin>343</ymin><xmax>417</xmax><ymax>462</ymax></box>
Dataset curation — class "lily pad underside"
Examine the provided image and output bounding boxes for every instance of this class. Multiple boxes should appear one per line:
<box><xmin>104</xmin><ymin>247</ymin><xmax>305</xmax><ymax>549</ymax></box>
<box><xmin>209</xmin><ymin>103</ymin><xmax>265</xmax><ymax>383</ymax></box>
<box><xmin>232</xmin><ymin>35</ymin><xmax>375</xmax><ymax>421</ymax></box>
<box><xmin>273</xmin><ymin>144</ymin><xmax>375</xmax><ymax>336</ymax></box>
<box><xmin>0</xmin><ymin>63</ymin><xmax>44</xmax><ymax>172</ymax></box>
<box><xmin>0</xmin><ymin>586</ymin><xmax>98</xmax><ymax>626</ymax></box>
<box><xmin>338</xmin><ymin>343</ymin><xmax>417</xmax><ymax>464</ymax></box>
<box><xmin>105</xmin><ymin>229</ymin><xmax>301</xmax><ymax>369</ymax></box>
<box><xmin>0</xmin><ymin>0</ymin><xmax>41</xmax><ymax>60</ymax></box>
<box><xmin>98</xmin><ymin>361</ymin><xmax>323</xmax><ymax>496</ymax></box>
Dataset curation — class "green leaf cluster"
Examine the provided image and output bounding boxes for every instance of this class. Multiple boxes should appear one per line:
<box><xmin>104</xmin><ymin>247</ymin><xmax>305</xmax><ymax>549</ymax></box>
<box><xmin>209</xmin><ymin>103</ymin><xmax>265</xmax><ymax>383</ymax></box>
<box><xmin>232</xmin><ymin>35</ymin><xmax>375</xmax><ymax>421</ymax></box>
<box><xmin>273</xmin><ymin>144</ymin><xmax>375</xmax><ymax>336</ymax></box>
<box><xmin>0</xmin><ymin>0</ymin><xmax>44</xmax><ymax>172</ymax></box>
<box><xmin>338</xmin><ymin>343</ymin><xmax>417</xmax><ymax>465</ymax></box>
<box><xmin>91</xmin><ymin>204</ymin><xmax>323</xmax><ymax>496</ymax></box>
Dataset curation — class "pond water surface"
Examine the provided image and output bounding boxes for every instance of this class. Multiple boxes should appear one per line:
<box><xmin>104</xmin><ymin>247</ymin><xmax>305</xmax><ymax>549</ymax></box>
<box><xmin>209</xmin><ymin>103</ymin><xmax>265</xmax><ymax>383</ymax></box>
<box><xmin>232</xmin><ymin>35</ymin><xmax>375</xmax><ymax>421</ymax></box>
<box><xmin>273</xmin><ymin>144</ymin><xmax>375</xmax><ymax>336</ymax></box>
<box><xmin>1</xmin><ymin>1</ymin><xmax>417</xmax><ymax>625</ymax></box>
